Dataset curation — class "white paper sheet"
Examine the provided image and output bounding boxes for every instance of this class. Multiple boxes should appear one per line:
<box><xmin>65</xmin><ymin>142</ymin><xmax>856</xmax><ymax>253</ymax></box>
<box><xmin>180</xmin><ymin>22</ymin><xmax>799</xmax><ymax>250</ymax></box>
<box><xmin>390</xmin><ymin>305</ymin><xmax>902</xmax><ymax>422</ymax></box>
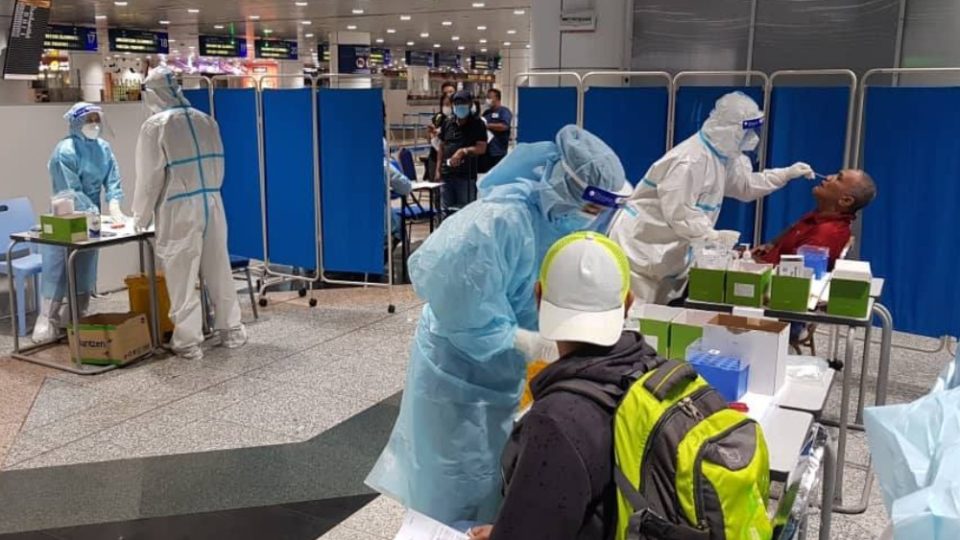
<box><xmin>394</xmin><ymin>510</ymin><xmax>468</xmax><ymax>540</ymax></box>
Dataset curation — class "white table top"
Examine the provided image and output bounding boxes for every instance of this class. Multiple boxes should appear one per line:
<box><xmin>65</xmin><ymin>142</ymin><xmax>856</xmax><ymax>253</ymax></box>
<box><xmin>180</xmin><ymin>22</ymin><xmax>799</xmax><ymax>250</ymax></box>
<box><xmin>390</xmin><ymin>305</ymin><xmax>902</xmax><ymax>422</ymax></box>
<box><xmin>760</xmin><ymin>407</ymin><xmax>815</xmax><ymax>475</ymax></box>
<box><xmin>778</xmin><ymin>366</ymin><xmax>835</xmax><ymax>415</ymax></box>
<box><xmin>411</xmin><ymin>181</ymin><xmax>444</xmax><ymax>190</ymax></box>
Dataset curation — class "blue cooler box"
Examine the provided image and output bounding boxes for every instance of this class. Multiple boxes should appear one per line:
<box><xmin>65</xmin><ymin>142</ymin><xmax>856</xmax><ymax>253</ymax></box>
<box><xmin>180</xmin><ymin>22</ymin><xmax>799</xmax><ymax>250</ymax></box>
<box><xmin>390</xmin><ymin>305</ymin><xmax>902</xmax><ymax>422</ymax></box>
<box><xmin>688</xmin><ymin>352</ymin><xmax>750</xmax><ymax>402</ymax></box>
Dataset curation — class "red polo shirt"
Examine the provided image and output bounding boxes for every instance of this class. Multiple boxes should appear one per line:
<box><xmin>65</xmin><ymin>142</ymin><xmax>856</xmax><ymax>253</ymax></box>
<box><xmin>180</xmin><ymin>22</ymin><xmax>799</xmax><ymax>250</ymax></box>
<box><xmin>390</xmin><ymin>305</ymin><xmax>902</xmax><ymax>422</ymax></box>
<box><xmin>757</xmin><ymin>211</ymin><xmax>855</xmax><ymax>269</ymax></box>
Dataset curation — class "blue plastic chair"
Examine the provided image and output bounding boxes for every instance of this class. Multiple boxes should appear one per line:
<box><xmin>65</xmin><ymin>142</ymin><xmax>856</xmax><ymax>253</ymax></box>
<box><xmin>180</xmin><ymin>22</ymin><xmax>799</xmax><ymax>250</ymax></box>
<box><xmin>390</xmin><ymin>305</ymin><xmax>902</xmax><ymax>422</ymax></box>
<box><xmin>0</xmin><ymin>197</ymin><xmax>42</xmax><ymax>336</ymax></box>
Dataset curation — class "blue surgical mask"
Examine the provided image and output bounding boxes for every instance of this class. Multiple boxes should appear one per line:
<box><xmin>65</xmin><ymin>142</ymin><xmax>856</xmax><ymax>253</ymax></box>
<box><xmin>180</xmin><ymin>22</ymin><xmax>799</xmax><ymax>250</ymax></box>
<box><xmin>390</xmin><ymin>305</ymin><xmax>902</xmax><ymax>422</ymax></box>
<box><xmin>453</xmin><ymin>104</ymin><xmax>471</xmax><ymax>119</ymax></box>
<box><xmin>553</xmin><ymin>210</ymin><xmax>595</xmax><ymax>235</ymax></box>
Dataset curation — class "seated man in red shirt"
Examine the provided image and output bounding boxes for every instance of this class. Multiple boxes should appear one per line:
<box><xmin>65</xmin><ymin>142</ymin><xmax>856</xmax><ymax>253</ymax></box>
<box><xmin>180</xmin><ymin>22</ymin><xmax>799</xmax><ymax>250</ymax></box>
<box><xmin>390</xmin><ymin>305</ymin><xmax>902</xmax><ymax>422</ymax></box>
<box><xmin>753</xmin><ymin>169</ymin><xmax>876</xmax><ymax>268</ymax></box>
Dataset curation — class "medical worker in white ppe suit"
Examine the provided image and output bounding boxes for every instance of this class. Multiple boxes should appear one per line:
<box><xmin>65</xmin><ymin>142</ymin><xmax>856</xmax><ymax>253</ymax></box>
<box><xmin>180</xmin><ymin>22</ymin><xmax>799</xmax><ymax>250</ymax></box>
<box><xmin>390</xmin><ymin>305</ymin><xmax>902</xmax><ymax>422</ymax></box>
<box><xmin>608</xmin><ymin>91</ymin><xmax>815</xmax><ymax>305</ymax></box>
<box><xmin>132</xmin><ymin>66</ymin><xmax>246</xmax><ymax>360</ymax></box>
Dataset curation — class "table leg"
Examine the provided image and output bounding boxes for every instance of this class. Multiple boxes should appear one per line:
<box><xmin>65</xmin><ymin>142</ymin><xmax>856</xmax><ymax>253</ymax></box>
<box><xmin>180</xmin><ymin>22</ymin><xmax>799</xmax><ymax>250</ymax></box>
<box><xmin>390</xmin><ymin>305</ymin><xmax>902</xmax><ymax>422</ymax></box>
<box><xmin>833</xmin><ymin>325</ymin><xmax>856</xmax><ymax>504</ymax></box>
<box><xmin>856</xmin><ymin>322</ymin><xmax>873</xmax><ymax>425</ymax></box>
<box><xmin>66</xmin><ymin>248</ymin><xmax>81</xmax><ymax>367</ymax></box>
<box><xmin>819</xmin><ymin>431</ymin><xmax>837</xmax><ymax>540</ymax></box>
<box><xmin>873</xmin><ymin>304</ymin><xmax>894</xmax><ymax>406</ymax></box>
<box><xmin>7</xmin><ymin>240</ymin><xmax>21</xmax><ymax>353</ymax></box>
<box><xmin>145</xmin><ymin>239</ymin><xmax>160</xmax><ymax>348</ymax></box>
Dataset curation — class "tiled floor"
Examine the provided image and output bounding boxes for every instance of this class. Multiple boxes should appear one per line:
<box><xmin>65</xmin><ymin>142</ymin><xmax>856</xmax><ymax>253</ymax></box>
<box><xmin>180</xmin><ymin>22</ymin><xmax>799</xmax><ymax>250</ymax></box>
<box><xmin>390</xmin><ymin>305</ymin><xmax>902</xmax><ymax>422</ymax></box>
<box><xmin>0</xmin><ymin>278</ymin><xmax>953</xmax><ymax>538</ymax></box>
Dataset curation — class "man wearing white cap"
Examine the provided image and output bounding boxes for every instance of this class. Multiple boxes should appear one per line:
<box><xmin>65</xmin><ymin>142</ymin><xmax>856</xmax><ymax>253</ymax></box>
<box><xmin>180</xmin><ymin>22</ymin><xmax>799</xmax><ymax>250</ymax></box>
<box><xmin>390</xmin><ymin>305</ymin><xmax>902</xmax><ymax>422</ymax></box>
<box><xmin>468</xmin><ymin>231</ymin><xmax>661</xmax><ymax>540</ymax></box>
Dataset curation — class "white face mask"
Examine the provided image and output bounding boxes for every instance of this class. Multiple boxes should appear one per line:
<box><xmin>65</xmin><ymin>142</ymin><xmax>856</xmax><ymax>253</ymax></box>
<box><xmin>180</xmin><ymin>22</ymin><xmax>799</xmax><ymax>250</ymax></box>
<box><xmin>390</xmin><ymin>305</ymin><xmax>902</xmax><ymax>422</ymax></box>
<box><xmin>485</xmin><ymin>98</ymin><xmax>493</xmax><ymax>107</ymax></box>
<box><xmin>442</xmin><ymin>105</ymin><xmax>453</xmax><ymax>116</ymax></box>
<box><xmin>81</xmin><ymin>122</ymin><xmax>102</xmax><ymax>140</ymax></box>
<box><xmin>740</xmin><ymin>131</ymin><xmax>760</xmax><ymax>152</ymax></box>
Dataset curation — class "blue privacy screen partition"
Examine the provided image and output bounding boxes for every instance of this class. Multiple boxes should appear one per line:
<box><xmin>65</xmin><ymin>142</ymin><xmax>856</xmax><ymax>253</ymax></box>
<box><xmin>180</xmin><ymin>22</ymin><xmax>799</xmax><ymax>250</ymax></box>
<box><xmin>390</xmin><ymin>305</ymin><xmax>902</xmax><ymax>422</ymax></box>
<box><xmin>582</xmin><ymin>72</ymin><xmax>672</xmax><ymax>185</ymax></box>
<box><xmin>672</xmin><ymin>75</ymin><xmax>768</xmax><ymax>244</ymax></box>
<box><xmin>860</xmin><ymin>81</ymin><xmax>960</xmax><ymax>337</ymax></box>
<box><xmin>763</xmin><ymin>71</ymin><xmax>857</xmax><ymax>243</ymax></box>
<box><xmin>182</xmin><ymin>89</ymin><xmax>211</xmax><ymax>115</ymax></box>
<box><xmin>210</xmin><ymin>82</ymin><xmax>264</xmax><ymax>261</ymax></box>
<box><xmin>515</xmin><ymin>72</ymin><xmax>582</xmax><ymax>144</ymax></box>
<box><xmin>260</xmin><ymin>85</ymin><xmax>319</xmax><ymax>273</ymax></box>
<box><xmin>317</xmin><ymin>86</ymin><xmax>387</xmax><ymax>276</ymax></box>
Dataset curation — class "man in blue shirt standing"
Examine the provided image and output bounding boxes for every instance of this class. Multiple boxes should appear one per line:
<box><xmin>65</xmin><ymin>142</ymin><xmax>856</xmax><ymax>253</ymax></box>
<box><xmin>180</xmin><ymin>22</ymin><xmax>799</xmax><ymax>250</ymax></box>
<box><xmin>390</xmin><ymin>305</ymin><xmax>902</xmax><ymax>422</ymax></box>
<box><xmin>480</xmin><ymin>88</ymin><xmax>513</xmax><ymax>172</ymax></box>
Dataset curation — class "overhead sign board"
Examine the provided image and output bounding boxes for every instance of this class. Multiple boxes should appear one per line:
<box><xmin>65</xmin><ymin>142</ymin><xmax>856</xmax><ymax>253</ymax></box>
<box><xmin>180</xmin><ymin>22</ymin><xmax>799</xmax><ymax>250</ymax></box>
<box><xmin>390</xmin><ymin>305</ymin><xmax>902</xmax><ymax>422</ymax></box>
<box><xmin>3</xmin><ymin>0</ymin><xmax>52</xmax><ymax>80</ymax></box>
<box><xmin>405</xmin><ymin>50</ymin><xmax>434</xmax><ymax>68</ymax></box>
<box><xmin>199</xmin><ymin>35</ymin><xmax>247</xmax><ymax>58</ymax></box>
<box><xmin>337</xmin><ymin>44</ymin><xmax>370</xmax><ymax>74</ymax></box>
<box><xmin>44</xmin><ymin>25</ymin><xmax>98</xmax><ymax>51</ymax></box>
<box><xmin>256</xmin><ymin>39</ymin><xmax>298</xmax><ymax>60</ymax></box>
<box><xmin>108</xmin><ymin>29</ymin><xmax>169</xmax><ymax>54</ymax></box>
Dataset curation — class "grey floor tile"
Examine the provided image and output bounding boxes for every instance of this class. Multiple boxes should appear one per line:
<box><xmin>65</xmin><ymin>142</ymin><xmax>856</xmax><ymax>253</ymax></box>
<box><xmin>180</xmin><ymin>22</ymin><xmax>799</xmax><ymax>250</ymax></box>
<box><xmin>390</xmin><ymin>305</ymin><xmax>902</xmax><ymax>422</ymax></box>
<box><xmin>130</xmin><ymin>418</ymin><xmax>298</xmax><ymax>457</ymax></box>
<box><xmin>334</xmin><ymin>495</ymin><xmax>405</xmax><ymax>539</ymax></box>
<box><xmin>6</xmin><ymin>435</ymin><xmax>130</xmax><ymax>471</ymax></box>
<box><xmin>292</xmin><ymin>356</ymin><xmax>407</xmax><ymax>404</ymax></box>
<box><xmin>319</xmin><ymin>524</ymin><xmax>389</xmax><ymax>540</ymax></box>
<box><xmin>20</xmin><ymin>379</ymin><xmax>103</xmax><ymax>432</ymax></box>
<box><xmin>211</xmin><ymin>382</ymin><xmax>375</xmax><ymax>440</ymax></box>
<box><xmin>22</xmin><ymin>395</ymin><xmax>159</xmax><ymax>449</ymax></box>
<box><xmin>152</xmin><ymin>375</ymin><xmax>283</xmax><ymax>422</ymax></box>
<box><xmin>243</xmin><ymin>349</ymin><xmax>353</xmax><ymax>385</ymax></box>
<box><xmin>87</xmin><ymin>409</ymin><xmax>200</xmax><ymax>452</ymax></box>
<box><xmin>1</xmin><ymin>431</ymin><xmax>55</xmax><ymax>469</ymax></box>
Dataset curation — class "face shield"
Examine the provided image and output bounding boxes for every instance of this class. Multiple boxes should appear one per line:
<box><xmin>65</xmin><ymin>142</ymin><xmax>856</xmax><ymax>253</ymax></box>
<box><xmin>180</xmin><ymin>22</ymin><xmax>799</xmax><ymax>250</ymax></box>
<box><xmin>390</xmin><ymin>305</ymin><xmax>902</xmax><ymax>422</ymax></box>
<box><xmin>64</xmin><ymin>102</ymin><xmax>115</xmax><ymax>141</ymax></box>
<box><xmin>740</xmin><ymin>117</ymin><xmax>763</xmax><ymax>152</ymax></box>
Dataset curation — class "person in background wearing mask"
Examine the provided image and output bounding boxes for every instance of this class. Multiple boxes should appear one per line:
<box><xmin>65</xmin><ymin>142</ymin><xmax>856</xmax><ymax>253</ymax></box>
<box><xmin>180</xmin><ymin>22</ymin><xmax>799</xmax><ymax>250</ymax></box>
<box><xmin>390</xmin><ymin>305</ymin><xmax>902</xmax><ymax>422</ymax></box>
<box><xmin>480</xmin><ymin>87</ymin><xmax>513</xmax><ymax>172</ymax></box>
<box><xmin>33</xmin><ymin>102</ymin><xmax>126</xmax><ymax>342</ymax></box>
<box><xmin>608</xmin><ymin>91</ymin><xmax>815</xmax><ymax>305</ymax></box>
<box><xmin>437</xmin><ymin>90</ymin><xmax>488</xmax><ymax>213</ymax></box>
<box><xmin>425</xmin><ymin>81</ymin><xmax>457</xmax><ymax>181</ymax></box>
<box><xmin>132</xmin><ymin>66</ymin><xmax>246</xmax><ymax>360</ymax></box>
<box><xmin>366</xmin><ymin>125</ymin><xmax>631</xmax><ymax>528</ymax></box>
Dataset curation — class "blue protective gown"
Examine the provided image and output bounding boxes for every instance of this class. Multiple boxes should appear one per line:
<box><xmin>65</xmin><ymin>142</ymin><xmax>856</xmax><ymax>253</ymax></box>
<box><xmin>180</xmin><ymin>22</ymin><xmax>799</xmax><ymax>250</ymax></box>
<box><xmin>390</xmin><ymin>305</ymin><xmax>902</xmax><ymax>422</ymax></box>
<box><xmin>40</xmin><ymin>129</ymin><xmax>123</xmax><ymax>300</ymax></box>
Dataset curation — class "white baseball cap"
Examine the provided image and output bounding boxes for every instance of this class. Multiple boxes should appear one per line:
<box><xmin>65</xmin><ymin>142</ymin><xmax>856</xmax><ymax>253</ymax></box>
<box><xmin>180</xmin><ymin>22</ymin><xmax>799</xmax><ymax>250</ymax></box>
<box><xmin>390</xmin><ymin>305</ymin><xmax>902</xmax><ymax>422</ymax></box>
<box><xmin>538</xmin><ymin>231</ymin><xmax>631</xmax><ymax>347</ymax></box>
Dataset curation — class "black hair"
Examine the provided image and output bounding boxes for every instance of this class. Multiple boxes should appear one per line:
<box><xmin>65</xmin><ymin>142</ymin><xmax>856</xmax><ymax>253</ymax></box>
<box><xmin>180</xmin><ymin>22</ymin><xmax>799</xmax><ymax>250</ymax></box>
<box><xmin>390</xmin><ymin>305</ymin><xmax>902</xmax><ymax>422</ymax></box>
<box><xmin>848</xmin><ymin>171</ymin><xmax>877</xmax><ymax>213</ymax></box>
<box><xmin>487</xmin><ymin>88</ymin><xmax>502</xmax><ymax>101</ymax></box>
<box><xmin>441</xmin><ymin>80</ymin><xmax>456</xmax><ymax>92</ymax></box>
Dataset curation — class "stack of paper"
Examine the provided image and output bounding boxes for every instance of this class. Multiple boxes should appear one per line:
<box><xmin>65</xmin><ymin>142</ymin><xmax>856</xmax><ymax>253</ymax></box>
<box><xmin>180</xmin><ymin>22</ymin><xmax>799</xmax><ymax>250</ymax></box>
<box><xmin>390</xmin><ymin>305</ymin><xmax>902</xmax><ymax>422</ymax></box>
<box><xmin>394</xmin><ymin>510</ymin><xmax>468</xmax><ymax>540</ymax></box>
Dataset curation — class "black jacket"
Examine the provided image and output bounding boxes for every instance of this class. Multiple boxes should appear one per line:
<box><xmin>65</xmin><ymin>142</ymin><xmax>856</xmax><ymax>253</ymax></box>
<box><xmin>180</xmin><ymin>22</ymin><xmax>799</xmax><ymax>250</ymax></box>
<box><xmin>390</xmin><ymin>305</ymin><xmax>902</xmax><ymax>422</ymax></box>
<box><xmin>491</xmin><ymin>331</ymin><xmax>660</xmax><ymax>540</ymax></box>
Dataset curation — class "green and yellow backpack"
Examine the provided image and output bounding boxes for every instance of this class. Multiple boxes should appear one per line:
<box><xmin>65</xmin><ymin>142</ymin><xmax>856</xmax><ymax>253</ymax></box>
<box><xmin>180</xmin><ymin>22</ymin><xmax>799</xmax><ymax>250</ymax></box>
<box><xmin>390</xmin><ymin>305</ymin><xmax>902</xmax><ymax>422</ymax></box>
<box><xmin>544</xmin><ymin>358</ymin><xmax>771</xmax><ymax>539</ymax></box>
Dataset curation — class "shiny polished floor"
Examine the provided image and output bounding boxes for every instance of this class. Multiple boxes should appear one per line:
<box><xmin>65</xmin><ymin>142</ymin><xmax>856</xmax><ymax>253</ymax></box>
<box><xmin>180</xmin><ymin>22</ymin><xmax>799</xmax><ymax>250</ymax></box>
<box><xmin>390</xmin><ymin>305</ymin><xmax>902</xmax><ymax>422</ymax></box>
<box><xmin>0</xmin><ymin>281</ymin><xmax>952</xmax><ymax>539</ymax></box>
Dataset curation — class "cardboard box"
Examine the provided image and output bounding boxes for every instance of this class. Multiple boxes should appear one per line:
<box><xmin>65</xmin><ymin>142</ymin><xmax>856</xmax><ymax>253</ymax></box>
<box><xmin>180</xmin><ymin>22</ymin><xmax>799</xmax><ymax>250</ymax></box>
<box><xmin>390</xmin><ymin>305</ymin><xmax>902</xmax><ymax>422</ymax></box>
<box><xmin>67</xmin><ymin>312</ymin><xmax>152</xmax><ymax>366</ymax></box>
<box><xmin>725</xmin><ymin>262</ymin><xmax>773</xmax><ymax>308</ymax></box>
<box><xmin>632</xmin><ymin>304</ymin><xmax>684</xmax><ymax>357</ymax></box>
<box><xmin>827</xmin><ymin>260</ymin><xmax>872</xmax><ymax>319</ymax></box>
<box><xmin>689</xmin><ymin>267</ymin><xmax>726</xmax><ymax>303</ymax></box>
<box><xmin>702</xmin><ymin>314</ymin><xmax>790</xmax><ymax>396</ymax></box>
<box><xmin>668</xmin><ymin>309</ymin><xmax>718</xmax><ymax>360</ymax></box>
<box><xmin>40</xmin><ymin>213</ymin><xmax>88</xmax><ymax>243</ymax></box>
<box><xmin>769</xmin><ymin>275</ymin><xmax>813</xmax><ymax>313</ymax></box>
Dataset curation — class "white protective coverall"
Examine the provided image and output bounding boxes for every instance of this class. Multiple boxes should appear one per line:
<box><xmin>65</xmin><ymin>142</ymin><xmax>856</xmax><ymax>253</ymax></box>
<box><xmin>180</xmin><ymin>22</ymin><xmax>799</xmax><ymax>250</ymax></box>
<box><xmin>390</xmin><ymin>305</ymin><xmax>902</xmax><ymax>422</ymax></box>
<box><xmin>608</xmin><ymin>91</ymin><xmax>813</xmax><ymax>304</ymax></box>
<box><xmin>132</xmin><ymin>66</ymin><xmax>246</xmax><ymax>359</ymax></box>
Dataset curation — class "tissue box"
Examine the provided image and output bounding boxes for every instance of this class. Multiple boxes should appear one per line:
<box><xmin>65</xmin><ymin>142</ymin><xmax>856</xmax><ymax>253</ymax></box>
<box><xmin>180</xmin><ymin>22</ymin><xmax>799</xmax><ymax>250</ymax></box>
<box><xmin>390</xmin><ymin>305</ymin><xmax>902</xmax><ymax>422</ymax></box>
<box><xmin>769</xmin><ymin>275</ymin><xmax>813</xmax><ymax>313</ymax></box>
<box><xmin>688</xmin><ymin>349</ymin><xmax>749</xmax><ymax>402</ymax></box>
<box><xmin>828</xmin><ymin>260</ymin><xmax>872</xmax><ymax>319</ymax></box>
<box><xmin>725</xmin><ymin>262</ymin><xmax>773</xmax><ymax>308</ymax></box>
<box><xmin>668</xmin><ymin>309</ymin><xmax>718</xmax><ymax>360</ymax></box>
<box><xmin>633</xmin><ymin>304</ymin><xmax>684</xmax><ymax>357</ymax></box>
<box><xmin>689</xmin><ymin>267</ymin><xmax>726</xmax><ymax>303</ymax></box>
<box><xmin>703</xmin><ymin>314</ymin><xmax>789</xmax><ymax>395</ymax></box>
<box><xmin>40</xmin><ymin>213</ymin><xmax>88</xmax><ymax>243</ymax></box>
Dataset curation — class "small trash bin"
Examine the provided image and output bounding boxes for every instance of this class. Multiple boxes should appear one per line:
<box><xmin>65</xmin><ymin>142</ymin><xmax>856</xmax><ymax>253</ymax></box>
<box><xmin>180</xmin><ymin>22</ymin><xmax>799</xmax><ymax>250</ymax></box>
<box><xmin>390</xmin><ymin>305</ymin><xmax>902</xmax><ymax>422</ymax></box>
<box><xmin>125</xmin><ymin>273</ymin><xmax>173</xmax><ymax>340</ymax></box>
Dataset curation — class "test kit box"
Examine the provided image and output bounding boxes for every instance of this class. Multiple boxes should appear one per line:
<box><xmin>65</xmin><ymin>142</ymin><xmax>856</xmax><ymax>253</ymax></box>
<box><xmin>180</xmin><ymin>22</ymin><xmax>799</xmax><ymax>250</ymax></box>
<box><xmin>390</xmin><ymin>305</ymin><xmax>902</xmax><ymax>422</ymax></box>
<box><xmin>632</xmin><ymin>304</ymin><xmax>684</xmax><ymax>357</ymax></box>
<box><xmin>769</xmin><ymin>275</ymin><xmax>813</xmax><ymax>313</ymax></box>
<box><xmin>40</xmin><ymin>213</ymin><xmax>88</xmax><ymax>243</ymax></box>
<box><xmin>725</xmin><ymin>262</ymin><xmax>773</xmax><ymax>308</ymax></box>
<box><xmin>702</xmin><ymin>314</ymin><xmax>790</xmax><ymax>396</ymax></box>
<box><xmin>668</xmin><ymin>309</ymin><xmax>718</xmax><ymax>361</ymax></box>
<box><xmin>688</xmin><ymin>267</ymin><xmax>726</xmax><ymax>303</ymax></box>
<box><xmin>827</xmin><ymin>260</ymin><xmax>872</xmax><ymax>318</ymax></box>
<box><xmin>67</xmin><ymin>312</ymin><xmax>151</xmax><ymax>366</ymax></box>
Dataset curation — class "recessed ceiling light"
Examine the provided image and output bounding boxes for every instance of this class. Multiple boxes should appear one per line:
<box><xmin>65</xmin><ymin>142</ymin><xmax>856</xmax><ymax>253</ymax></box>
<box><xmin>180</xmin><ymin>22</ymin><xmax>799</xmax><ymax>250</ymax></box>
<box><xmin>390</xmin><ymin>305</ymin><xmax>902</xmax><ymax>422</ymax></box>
<box><xmin>479</xmin><ymin>38</ymin><xmax>487</xmax><ymax>44</ymax></box>
<box><xmin>457</xmin><ymin>45</ymin><xmax>465</xmax><ymax>51</ymax></box>
<box><xmin>249</xmin><ymin>14</ymin><xmax>260</xmax><ymax>20</ymax></box>
<box><xmin>406</xmin><ymin>41</ymin><xmax>414</xmax><ymax>46</ymax></box>
<box><xmin>295</xmin><ymin>1</ymin><xmax>308</xmax><ymax>5</ymax></box>
<box><xmin>305</xmin><ymin>33</ymin><xmax>314</xmax><ymax>38</ymax></box>
<box><xmin>159</xmin><ymin>20</ymin><xmax>170</xmax><ymax>25</ymax></box>
<box><xmin>188</xmin><ymin>45</ymin><xmax>196</xmax><ymax>49</ymax></box>
<box><xmin>187</xmin><ymin>8</ymin><xmax>199</xmax><ymax>13</ymax></box>
<box><xmin>95</xmin><ymin>14</ymin><xmax>107</xmax><ymax>19</ymax></box>
<box><xmin>214</xmin><ymin>24</ymin><xmax>224</xmax><ymax>29</ymax></box>
<box><xmin>347</xmin><ymin>24</ymin><xmax>357</xmax><ymax>30</ymax></box>
<box><xmin>301</xmin><ymin>20</ymin><xmax>311</xmax><ymax>25</ymax></box>
<box><xmin>386</xmin><ymin>28</ymin><xmax>396</xmax><ymax>33</ymax></box>
<box><xmin>503</xmin><ymin>41</ymin><xmax>511</xmax><ymax>46</ymax></box>
<box><xmin>442</xmin><ymin>21</ymin><xmax>452</xmax><ymax>26</ymax></box>
<box><xmin>507</xmin><ymin>29</ymin><xmax>517</xmax><ymax>35</ymax></box>
<box><xmin>477</xmin><ymin>25</ymin><xmax>487</xmax><ymax>31</ymax></box>
<box><xmin>420</xmin><ymin>32</ymin><xmax>429</xmax><ymax>38</ymax></box>
<box><xmin>433</xmin><ymin>43</ymin><xmax>440</xmax><ymax>48</ymax></box>
<box><xmin>472</xmin><ymin>2</ymin><xmax>485</xmax><ymax>7</ymax></box>
<box><xmin>514</xmin><ymin>9</ymin><xmax>526</xmax><ymax>15</ymax></box>
<box><xmin>114</xmin><ymin>1</ymin><xmax>127</xmax><ymax>6</ymax></box>
<box><xmin>352</xmin><ymin>8</ymin><xmax>364</xmax><ymax>14</ymax></box>
<box><xmin>375</xmin><ymin>38</ymin><xmax>384</xmax><ymax>43</ymax></box>
<box><xmin>480</xmin><ymin>47</ymin><xmax>487</xmax><ymax>52</ymax></box>
<box><xmin>264</xmin><ymin>28</ymin><xmax>273</xmax><ymax>34</ymax></box>
<box><xmin>526</xmin><ymin>43</ymin><xmax>531</xmax><ymax>48</ymax></box>
<box><xmin>172</xmin><ymin>50</ymin><xmax>180</xmax><ymax>54</ymax></box>
<box><xmin>400</xmin><ymin>14</ymin><xmax>411</xmax><ymax>21</ymax></box>
<box><xmin>451</xmin><ymin>35</ymin><xmax>460</xmax><ymax>41</ymax></box>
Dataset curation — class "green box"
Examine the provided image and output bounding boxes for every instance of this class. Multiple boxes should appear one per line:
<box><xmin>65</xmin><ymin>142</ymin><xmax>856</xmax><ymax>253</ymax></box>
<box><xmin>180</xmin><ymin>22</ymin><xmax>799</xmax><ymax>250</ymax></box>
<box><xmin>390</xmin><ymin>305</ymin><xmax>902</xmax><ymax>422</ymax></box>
<box><xmin>668</xmin><ymin>309</ymin><xmax>717</xmax><ymax>360</ymax></box>
<box><xmin>827</xmin><ymin>279</ymin><xmax>871</xmax><ymax>318</ymax></box>
<box><xmin>634</xmin><ymin>304</ymin><xmax>684</xmax><ymax>357</ymax></box>
<box><xmin>40</xmin><ymin>214</ymin><xmax>88</xmax><ymax>243</ymax></box>
<box><xmin>769</xmin><ymin>275</ymin><xmax>813</xmax><ymax>313</ymax></box>
<box><xmin>725</xmin><ymin>263</ymin><xmax>773</xmax><ymax>308</ymax></box>
<box><xmin>688</xmin><ymin>267</ymin><xmax>726</xmax><ymax>304</ymax></box>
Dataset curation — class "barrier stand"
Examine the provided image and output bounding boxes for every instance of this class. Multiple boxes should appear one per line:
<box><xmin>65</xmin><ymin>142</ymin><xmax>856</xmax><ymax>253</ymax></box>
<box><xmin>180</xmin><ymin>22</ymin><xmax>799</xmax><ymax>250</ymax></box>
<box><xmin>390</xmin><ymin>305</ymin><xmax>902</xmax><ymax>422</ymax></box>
<box><xmin>513</xmin><ymin>71</ymin><xmax>583</xmax><ymax>138</ymax></box>
<box><xmin>257</xmin><ymin>75</ymin><xmax>322</xmax><ymax>307</ymax></box>
<box><xmin>672</xmin><ymin>71</ymin><xmax>771</xmax><ymax>246</ymax></box>
<box><xmin>315</xmin><ymin>74</ymin><xmax>396</xmax><ymax>313</ymax></box>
